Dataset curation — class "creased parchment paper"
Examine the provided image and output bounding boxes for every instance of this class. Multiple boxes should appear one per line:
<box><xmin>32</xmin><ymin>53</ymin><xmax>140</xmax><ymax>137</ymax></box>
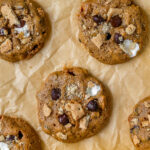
<box><xmin>0</xmin><ymin>0</ymin><xmax>150</xmax><ymax>149</ymax></box>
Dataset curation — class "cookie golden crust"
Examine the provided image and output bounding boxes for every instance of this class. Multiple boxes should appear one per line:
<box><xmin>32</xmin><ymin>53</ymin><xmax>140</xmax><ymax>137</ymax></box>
<box><xmin>0</xmin><ymin>115</ymin><xmax>42</xmax><ymax>150</ymax></box>
<box><xmin>37</xmin><ymin>67</ymin><xmax>111</xmax><ymax>143</ymax></box>
<box><xmin>78</xmin><ymin>0</ymin><xmax>148</xmax><ymax>65</ymax></box>
<box><xmin>128</xmin><ymin>97</ymin><xmax>150</xmax><ymax>150</ymax></box>
<box><xmin>0</xmin><ymin>0</ymin><xmax>47</xmax><ymax>62</ymax></box>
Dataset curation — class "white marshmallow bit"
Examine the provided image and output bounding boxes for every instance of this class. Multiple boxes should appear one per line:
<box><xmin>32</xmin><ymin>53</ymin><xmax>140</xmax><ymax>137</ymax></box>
<box><xmin>87</xmin><ymin>84</ymin><xmax>100</xmax><ymax>97</ymax></box>
<box><xmin>120</xmin><ymin>40</ymin><xmax>140</xmax><ymax>58</ymax></box>
<box><xmin>14</xmin><ymin>24</ymin><xmax>30</xmax><ymax>37</ymax></box>
<box><xmin>0</xmin><ymin>142</ymin><xmax>9</xmax><ymax>150</ymax></box>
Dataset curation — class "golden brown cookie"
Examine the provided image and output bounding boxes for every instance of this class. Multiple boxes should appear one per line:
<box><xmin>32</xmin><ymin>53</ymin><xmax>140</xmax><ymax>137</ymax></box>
<box><xmin>0</xmin><ymin>0</ymin><xmax>47</xmax><ymax>62</ymax></box>
<box><xmin>78</xmin><ymin>0</ymin><xmax>148</xmax><ymax>65</ymax></box>
<box><xmin>37</xmin><ymin>67</ymin><xmax>111</xmax><ymax>143</ymax></box>
<box><xmin>0</xmin><ymin>115</ymin><xmax>42</xmax><ymax>150</ymax></box>
<box><xmin>128</xmin><ymin>97</ymin><xmax>150</xmax><ymax>150</ymax></box>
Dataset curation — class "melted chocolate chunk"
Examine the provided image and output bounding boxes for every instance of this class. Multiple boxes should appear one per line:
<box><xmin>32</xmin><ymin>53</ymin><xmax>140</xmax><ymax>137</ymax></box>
<box><xmin>51</xmin><ymin>88</ymin><xmax>61</xmax><ymax>100</ymax></box>
<box><xmin>106</xmin><ymin>33</ymin><xmax>111</xmax><ymax>40</ymax></box>
<box><xmin>87</xmin><ymin>99</ymin><xmax>99</xmax><ymax>111</ymax></box>
<box><xmin>93</xmin><ymin>15</ymin><xmax>105</xmax><ymax>25</ymax></box>
<box><xmin>68</xmin><ymin>71</ymin><xmax>75</xmax><ymax>76</ymax></box>
<box><xmin>18</xmin><ymin>131</ymin><xmax>23</xmax><ymax>139</ymax></box>
<box><xmin>58</xmin><ymin>114</ymin><xmax>69</xmax><ymax>125</ymax></box>
<box><xmin>110</xmin><ymin>15</ymin><xmax>122</xmax><ymax>27</ymax></box>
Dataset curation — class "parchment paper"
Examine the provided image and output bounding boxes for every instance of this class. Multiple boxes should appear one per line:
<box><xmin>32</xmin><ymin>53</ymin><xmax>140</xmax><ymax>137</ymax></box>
<box><xmin>0</xmin><ymin>0</ymin><xmax>150</xmax><ymax>149</ymax></box>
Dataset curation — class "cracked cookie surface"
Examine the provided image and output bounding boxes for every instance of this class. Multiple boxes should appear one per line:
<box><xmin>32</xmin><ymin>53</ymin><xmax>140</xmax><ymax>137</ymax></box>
<box><xmin>37</xmin><ymin>67</ymin><xmax>110</xmax><ymax>143</ymax></box>
<box><xmin>0</xmin><ymin>115</ymin><xmax>42</xmax><ymax>150</ymax></box>
<box><xmin>129</xmin><ymin>97</ymin><xmax>150</xmax><ymax>150</ymax></box>
<box><xmin>0</xmin><ymin>0</ymin><xmax>47</xmax><ymax>62</ymax></box>
<box><xmin>78</xmin><ymin>0</ymin><xmax>148</xmax><ymax>65</ymax></box>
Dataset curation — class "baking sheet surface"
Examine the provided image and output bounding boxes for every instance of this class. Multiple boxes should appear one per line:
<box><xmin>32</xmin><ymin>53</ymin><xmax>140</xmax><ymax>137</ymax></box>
<box><xmin>0</xmin><ymin>0</ymin><xmax>150</xmax><ymax>149</ymax></box>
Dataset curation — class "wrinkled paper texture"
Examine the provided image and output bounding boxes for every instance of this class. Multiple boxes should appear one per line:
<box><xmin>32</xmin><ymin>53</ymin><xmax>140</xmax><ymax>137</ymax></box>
<box><xmin>0</xmin><ymin>0</ymin><xmax>150</xmax><ymax>149</ymax></box>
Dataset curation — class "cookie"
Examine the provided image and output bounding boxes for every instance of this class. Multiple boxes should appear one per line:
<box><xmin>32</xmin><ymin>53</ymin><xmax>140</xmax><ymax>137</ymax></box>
<box><xmin>78</xmin><ymin>0</ymin><xmax>148</xmax><ymax>65</ymax></box>
<box><xmin>37</xmin><ymin>67</ymin><xmax>111</xmax><ymax>143</ymax></box>
<box><xmin>0</xmin><ymin>0</ymin><xmax>47</xmax><ymax>62</ymax></box>
<box><xmin>128</xmin><ymin>97</ymin><xmax>150</xmax><ymax>150</ymax></box>
<box><xmin>0</xmin><ymin>115</ymin><xmax>42</xmax><ymax>150</ymax></box>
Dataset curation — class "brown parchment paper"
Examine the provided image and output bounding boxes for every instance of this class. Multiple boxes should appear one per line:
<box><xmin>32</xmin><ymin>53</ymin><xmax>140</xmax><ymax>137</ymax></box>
<box><xmin>0</xmin><ymin>0</ymin><xmax>150</xmax><ymax>149</ymax></box>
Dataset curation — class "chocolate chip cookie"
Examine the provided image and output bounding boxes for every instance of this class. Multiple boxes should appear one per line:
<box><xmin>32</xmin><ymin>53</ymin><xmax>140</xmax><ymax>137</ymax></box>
<box><xmin>128</xmin><ymin>97</ymin><xmax>150</xmax><ymax>150</ymax></box>
<box><xmin>0</xmin><ymin>115</ymin><xmax>42</xmax><ymax>150</ymax></box>
<box><xmin>78</xmin><ymin>0</ymin><xmax>148</xmax><ymax>65</ymax></box>
<box><xmin>37</xmin><ymin>67</ymin><xmax>111</xmax><ymax>143</ymax></box>
<box><xmin>0</xmin><ymin>0</ymin><xmax>47</xmax><ymax>62</ymax></box>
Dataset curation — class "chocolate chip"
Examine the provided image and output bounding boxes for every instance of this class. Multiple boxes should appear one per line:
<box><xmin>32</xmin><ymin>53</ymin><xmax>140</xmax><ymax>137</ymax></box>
<box><xmin>106</xmin><ymin>33</ymin><xmax>111</xmax><ymax>40</ymax></box>
<box><xmin>18</xmin><ymin>131</ymin><xmax>23</xmax><ymax>139</ymax></box>
<box><xmin>114</xmin><ymin>33</ymin><xmax>124</xmax><ymax>44</ymax></box>
<box><xmin>110</xmin><ymin>15</ymin><xmax>122</xmax><ymax>27</ymax></box>
<box><xmin>87</xmin><ymin>99</ymin><xmax>99</xmax><ymax>111</ymax></box>
<box><xmin>6</xmin><ymin>135</ymin><xmax>15</xmax><ymax>141</ymax></box>
<box><xmin>42</xmin><ymin>31</ymin><xmax>46</xmax><ymax>35</ymax></box>
<box><xmin>51</xmin><ymin>88</ymin><xmax>61</xmax><ymax>100</ymax></box>
<box><xmin>68</xmin><ymin>71</ymin><xmax>75</xmax><ymax>76</ymax></box>
<box><xmin>32</xmin><ymin>45</ymin><xmax>38</xmax><ymax>50</ymax></box>
<box><xmin>58</xmin><ymin>114</ymin><xmax>69</xmax><ymax>125</ymax></box>
<box><xmin>93</xmin><ymin>15</ymin><xmax>105</xmax><ymax>25</ymax></box>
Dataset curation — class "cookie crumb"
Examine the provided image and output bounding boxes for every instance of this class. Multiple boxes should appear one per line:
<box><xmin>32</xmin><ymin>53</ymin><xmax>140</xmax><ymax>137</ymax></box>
<box><xmin>79</xmin><ymin>115</ymin><xmax>90</xmax><ymax>130</ymax></box>
<box><xmin>56</xmin><ymin>132</ymin><xmax>67</xmax><ymax>140</ymax></box>
<box><xmin>131</xmin><ymin>118</ymin><xmax>138</xmax><ymax>125</ymax></box>
<box><xmin>65</xmin><ymin>123</ymin><xmax>72</xmax><ymax>129</ymax></box>
<box><xmin>0</xmin><ymin>135</ymin><xmax>5</xmax><ymax>142</ymax></box>
<box><xmin>43</xmin><ymin>104</ymin><xmax>52</xmax><ymax>117</ymax></box>
<box><xmin>107</xmin><ymin>8</ymin><xmax>122</xmax><ymax>20</ymax></box>
<box><xmin>102</xmin><ymin>23</ymin><xmax>111</xmax><ymax>34</ymax></box>
<box><xmin>1</xmin><ymin>4</ymin><xmax>20</xmax><ymax>26</ymax></box>
<box><xmin>0</xmin><ymin>39</ymin><xmax>12</xmax><ymax>53</ymax></box>
<box><xmin>141</xmin><ymin>121</ymin><xmax>149</xmax><ymax>127</ymax></box>
<box><xmin>58</xmin><ymin>107</ymin><xmax>64</xmax><ymax>115</ymax></box>
<box><xmin>91</xmin><ymin>34</ymin><xmax>103</xmax><ymax>48</ymax></box>
<box><xmin>144</xmin><ymin>101</ymin><xmax>150</xmax><ymax>108</ymax></box>
<box><xmin>66</xmin><ymin>83</ymin><xmax>82</xmax><ymax>99</ymax></box>
<box><xmin>65</xmin><ymin>102</ymin><xmax>85</xmax><ymax>121</ymax></box>
<box><xmin>105</xmin><ymin>0</ymin><xmax>112</xmax><ymax>5</ymax></box>
<box><xmin>125</xmin><ymin>24</ymin><xmax>136</xmax><ymax>35</ymax></box>
<box><xmin>133</xmin><ymin>135</ymin><xmax>140</xmax><ymax>145</ymax></box>
<box><xmin>21</xmin><ymin>38</ymin><xmax>31</xmax><ymax>44</ymax></box>
<box><xmin>148</xmin><ymin>115</ymin><xmax>150</xmax><ymax>123</ymax></box>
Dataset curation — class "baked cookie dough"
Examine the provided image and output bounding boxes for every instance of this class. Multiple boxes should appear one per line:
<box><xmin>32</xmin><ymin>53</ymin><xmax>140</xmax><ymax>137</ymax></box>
<box><xmin>0</xmin><ymin>115</ymin><xmax>42</xmax><ymax>150</ymax></box>
<box><xmin>128</xmin><ymin>97</ymin><xmax>150</xmax><ymax>150</ymax></box>
<box><xmin>78</xmin><ymin>0</ymin><xmax>148</xmax><ymax>65</ymax></box>
<box><xmin>0</xmin><ymin>0</ymin><xmax>47</xmax><ymax>62</ymax></box>
<box><xmin>37</xmin><ymin>67</ymin><xmax>110</xmax><ymax>143</ymax></box>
